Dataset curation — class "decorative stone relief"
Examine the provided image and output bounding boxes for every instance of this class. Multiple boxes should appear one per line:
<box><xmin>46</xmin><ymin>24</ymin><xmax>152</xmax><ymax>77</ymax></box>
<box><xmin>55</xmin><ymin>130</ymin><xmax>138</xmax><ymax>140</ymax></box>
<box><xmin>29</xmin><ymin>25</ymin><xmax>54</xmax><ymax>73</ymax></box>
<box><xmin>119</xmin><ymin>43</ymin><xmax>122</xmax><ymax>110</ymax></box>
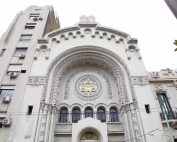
<box><xmin>131</xmin><ymin>76</ymin><xmax>149</xmax><ymax>85</ymax></box>
<box><xmin>55</xmin><ymin>123</ymin><xmax>72</xmax><ymax>133</ymax></box>
<box><xmin>153</xmin><ymin>84</ymin><xmax>164</xmax><ymax>91</ymax></box>
<box><xmin>75</xmin><ymin>75</ymin><xmax>102</xmax><ymax>100</ymax></box>
<box><xmin>64</xmin><ymin>68</ymin><xmax>112</xmax><ymax>100</ymax></box>
<box><xmin>39</xmin><ymin>46</ymin><xmax>141</xmax><ymax>141</ymax></box>
<box><xmin>27</xmin><ymin>76</ymin><xmax>46</xmax><ymax>85</ymax></box>
<box><xmin>79</xmin><ymin>15</ymin><xmax>96</xmax><ymax>24</ymax></box>
<box><xmin>107</xmin><ymin>123</ymin><xmax>124</xmax><ymax>132</ymax></box>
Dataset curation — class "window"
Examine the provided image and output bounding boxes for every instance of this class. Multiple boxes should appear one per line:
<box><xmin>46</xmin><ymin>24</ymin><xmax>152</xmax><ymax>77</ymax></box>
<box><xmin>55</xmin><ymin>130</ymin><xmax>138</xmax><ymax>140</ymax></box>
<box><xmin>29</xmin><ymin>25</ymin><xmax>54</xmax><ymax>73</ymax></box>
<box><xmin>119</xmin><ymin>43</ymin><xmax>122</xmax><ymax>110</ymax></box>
<box><xmin>7</xmin><ymin>64</ymin><xmax>22</xmax><ymax>74</ymax></box>
<box><xmin>59</xmin><ymin>107</ymin><xmax>68</xmax><ymax>123</ymax></box>
<box><xmin>0</xmin><ymin>49</ymin><xmax>6</xmax><ymax>57</ymax></box>
<box><xmin>97</xmin><ymin>107</ymin><xmax>106</xmax><ymax>122</ymax></box>
<box><xmin>14</xmin><ymin>48</ymin><xmax>27</xmax><ymax>57</ymax></box>
<box><xmin>20</xmin><ymin>34</ymin><xmax>32</xmax><ymax>41</ymax></box>
<box><xmin>30</xmin><ymin>13</ymin><xmax>40</xmax><ymax>18</ymax></box>
<box><xmin>72</xmin><ymin>107</ymin><xmax>80</xmax><ymax>123</ymax></box>
<box><xmin>25</xmin><ymin>23</ymin><xmax>36</xmax><ymax>29</ymax></box>
<box><xmin>85</xmin><ymin>107</ymin><xmax>93</xmax><ymax>118</ymax></box>
<box><xmin>27</xmin><ymin>105</ymin><xmax>33</xmax><ymax>115</ymax></box>
<box><xmin>25</xmin><ymin>25</ymin><xmax>35</xmax><ymax>29</ymax></box>
<box><xmin>0</xmin><ymin>86</ymin><xmax>15</xmax><ymax>99</ymax></box>
<box><xmin>110</xmin><ymin>107</ymin><xmax>119</xmax><ymax>122</ymax></box>
<box><xmin>157</xmin><ymin>92</ymin><xmax>175</xmax><ymax>120</ymax></box>
<box><xmin>145</xmin><ymin>104</ymin><xmax>150</xmax><ymax>114</ymax></box>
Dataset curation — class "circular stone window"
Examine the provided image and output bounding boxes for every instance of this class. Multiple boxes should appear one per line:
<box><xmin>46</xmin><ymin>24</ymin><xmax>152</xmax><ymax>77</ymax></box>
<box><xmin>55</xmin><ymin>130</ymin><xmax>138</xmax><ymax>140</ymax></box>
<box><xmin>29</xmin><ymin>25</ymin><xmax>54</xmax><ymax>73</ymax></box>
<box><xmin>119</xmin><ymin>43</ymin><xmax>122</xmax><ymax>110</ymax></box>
<box><xmin>76</xmin><ymin>75</ymin><xmax>101</xmax><ymax>100</ymax></box>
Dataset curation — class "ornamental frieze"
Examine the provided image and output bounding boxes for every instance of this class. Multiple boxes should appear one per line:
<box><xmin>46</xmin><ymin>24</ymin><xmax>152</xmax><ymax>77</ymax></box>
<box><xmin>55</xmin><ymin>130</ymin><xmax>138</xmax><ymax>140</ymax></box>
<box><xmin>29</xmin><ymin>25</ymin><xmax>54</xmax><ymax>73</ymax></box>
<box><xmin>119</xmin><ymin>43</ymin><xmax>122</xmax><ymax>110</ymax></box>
<box><xmin>27</xmin><ymin>76</ymin><xmax>46</xmax><ymax>85</ymax></box>
<box><xmin>131</xmin><ymin>76</ymin><xmax>149</xmax><ymax>85</ymax></box>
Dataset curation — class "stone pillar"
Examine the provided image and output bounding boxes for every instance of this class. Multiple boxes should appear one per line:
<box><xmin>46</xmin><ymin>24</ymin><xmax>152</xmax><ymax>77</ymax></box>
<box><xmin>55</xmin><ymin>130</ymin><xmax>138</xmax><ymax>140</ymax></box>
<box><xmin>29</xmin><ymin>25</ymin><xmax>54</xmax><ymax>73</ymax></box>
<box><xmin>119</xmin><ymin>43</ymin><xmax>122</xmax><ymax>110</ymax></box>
<box><xmin>68</xmin><ymin>111</ymin><xmax>71</xmax><ymax>123</ymax></box>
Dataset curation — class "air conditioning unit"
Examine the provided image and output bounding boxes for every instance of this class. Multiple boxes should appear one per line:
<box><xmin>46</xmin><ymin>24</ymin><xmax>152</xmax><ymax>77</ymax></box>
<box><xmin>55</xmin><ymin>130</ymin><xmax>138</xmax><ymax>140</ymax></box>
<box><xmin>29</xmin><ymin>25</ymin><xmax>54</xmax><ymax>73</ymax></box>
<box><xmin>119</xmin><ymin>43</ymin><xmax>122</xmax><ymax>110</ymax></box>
<box><xmin>2</xmin><ymin>118</ymin><xmax>11</xmax><ymax>127</ymax></box>
<box><xmin>19</xmin><ymin>54</ymin><xmax>25</xmax><ymax>59</ymax></box>
<box><xmin>2</xmin><ymin>96</ymin><xmax>11</xmax><ymax>103</ymax></box>
<box><xmin>10</xmin><ymin>72</ymin><xmax>17</xmax><ymax>79</ymax></box>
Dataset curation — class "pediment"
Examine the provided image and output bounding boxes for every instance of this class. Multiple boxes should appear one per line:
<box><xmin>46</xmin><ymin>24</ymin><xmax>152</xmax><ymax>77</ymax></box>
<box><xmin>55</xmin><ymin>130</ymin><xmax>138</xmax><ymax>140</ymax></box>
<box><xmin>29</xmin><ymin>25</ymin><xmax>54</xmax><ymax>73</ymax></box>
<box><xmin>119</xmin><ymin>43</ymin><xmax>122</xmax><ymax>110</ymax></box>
<box><xmin>44</xmin><ymin>16</ymin><xmax>132</xmax><ymax>43</ymax></box>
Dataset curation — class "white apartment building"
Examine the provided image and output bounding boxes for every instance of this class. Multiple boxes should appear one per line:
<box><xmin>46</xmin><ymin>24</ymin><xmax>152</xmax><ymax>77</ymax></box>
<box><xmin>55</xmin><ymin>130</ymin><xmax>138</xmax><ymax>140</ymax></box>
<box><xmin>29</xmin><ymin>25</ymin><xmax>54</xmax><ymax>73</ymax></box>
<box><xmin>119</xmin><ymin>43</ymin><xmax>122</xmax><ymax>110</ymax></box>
<box><xmin>0</xmin><ymin>6</ymin><xmax>177</xmax><ymax>142</ymax></box>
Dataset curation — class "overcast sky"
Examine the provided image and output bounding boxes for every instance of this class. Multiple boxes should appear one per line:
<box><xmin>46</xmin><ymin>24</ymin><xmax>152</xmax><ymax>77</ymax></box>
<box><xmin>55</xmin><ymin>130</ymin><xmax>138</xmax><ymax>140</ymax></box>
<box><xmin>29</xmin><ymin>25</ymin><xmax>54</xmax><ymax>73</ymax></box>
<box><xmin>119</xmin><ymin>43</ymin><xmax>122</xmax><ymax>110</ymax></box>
<box><xmin>0</xmin><ymin>0</ymin><xmax>177</xmax><ymax>71</ymax></box>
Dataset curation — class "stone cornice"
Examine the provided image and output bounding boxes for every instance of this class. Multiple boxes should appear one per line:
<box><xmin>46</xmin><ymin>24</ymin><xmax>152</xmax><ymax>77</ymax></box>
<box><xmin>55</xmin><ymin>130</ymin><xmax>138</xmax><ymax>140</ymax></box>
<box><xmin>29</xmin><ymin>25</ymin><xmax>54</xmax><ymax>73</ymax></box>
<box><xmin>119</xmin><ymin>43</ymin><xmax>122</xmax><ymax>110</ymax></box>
<box><xmin>149</xmin><ymin>78</ymin><xmax>175</xmax><ymax>83</ymax></box>
<box><xmin>46</xmin><ymin>25</ymin><xmax>131</xmax><ymax>40</ymax></box>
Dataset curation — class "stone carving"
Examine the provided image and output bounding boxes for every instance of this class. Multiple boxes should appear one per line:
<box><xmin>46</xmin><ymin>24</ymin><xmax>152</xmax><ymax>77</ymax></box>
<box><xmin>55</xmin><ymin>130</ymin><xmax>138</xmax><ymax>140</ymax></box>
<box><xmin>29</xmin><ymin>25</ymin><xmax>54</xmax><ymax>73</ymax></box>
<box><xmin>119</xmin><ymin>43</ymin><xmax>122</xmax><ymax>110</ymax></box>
<box><xmin>131</xmin><ymin>76</ymin><xmax>149</xmax><ymax>85</ymax></box>
<box><xmin>55</xmin><ymin>123</ymin><xmax>72</xmax><ymax>133</ymax></box>
<box><xmin>49</xmin><ymin>51</ymin><xmax>128</xmax><ymax>106</ymax></box>
<box><xmin>153</xmin><ymin>84</ymin><xmax>164</xmax><ymax>91</ymax></box>
<box><xmin>107</xmin><ymin>122</ymin><xmax>124</xmax><ymax>132</ymax></box>
<box><xmin>27</xmin><ymin>76</ymin><xmax>46</xmax><ymax>85</ymax></box>
<box><xmin>64</xmin><ymin>68</ymin><xmax>112</xmax><ymax>100</ymax></box>
<box><xmin>75</xmin><ymin>75</ymin><xmax>102</xmax><ymax>100</ymax></box>
<box><xmin>79</xmin><ymin>15</ymin><xmax>96</xmax><ymax>24</ymax></box>
<box><xmin>38</xmin><ymin>46</ymin><xmax>141</xmax><ymax>141</ymax></box>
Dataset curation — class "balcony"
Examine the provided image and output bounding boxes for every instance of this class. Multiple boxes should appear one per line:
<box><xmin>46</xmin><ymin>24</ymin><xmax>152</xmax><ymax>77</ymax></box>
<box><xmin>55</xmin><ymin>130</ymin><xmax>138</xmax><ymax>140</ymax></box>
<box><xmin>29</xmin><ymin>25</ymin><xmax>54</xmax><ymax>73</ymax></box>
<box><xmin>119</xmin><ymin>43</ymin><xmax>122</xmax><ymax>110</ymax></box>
<box><xmin>160</xmin><ymin>112</ymin><xmax>177</xmax><ymax>129</ymax></box>
<box><xmin>160</xmin><ymin>112</ymin><xmax>177</xmax><ymax>121</ymax></box>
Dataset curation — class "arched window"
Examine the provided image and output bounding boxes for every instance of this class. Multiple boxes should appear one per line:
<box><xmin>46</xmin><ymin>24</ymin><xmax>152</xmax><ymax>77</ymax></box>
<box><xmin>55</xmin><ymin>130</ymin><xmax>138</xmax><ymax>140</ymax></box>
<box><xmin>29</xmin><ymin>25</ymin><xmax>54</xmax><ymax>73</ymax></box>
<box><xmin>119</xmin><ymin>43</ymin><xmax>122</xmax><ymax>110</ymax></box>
<box><xmin>110</xmin><ymin>107</ymin><xmax>119</xmax><ymax>122</ymax></box>
<box><xmin>59</xmin><ymin>107</ymin><xmax>68</xmax><ymax>123</ymax></box>
<box><xmin>85</xmin><ymin>107</ymin><xmax>93</xmax><ymax>118</ymax></box>
<box><xmin>97</xmin><ymin>107</ymin><xmax>106</xmax><ymax>122</ymax></box>
<box><xmin>72</xmin><ymin>107</ymin><xmax>81</xmax><ymax>123</ymax></box>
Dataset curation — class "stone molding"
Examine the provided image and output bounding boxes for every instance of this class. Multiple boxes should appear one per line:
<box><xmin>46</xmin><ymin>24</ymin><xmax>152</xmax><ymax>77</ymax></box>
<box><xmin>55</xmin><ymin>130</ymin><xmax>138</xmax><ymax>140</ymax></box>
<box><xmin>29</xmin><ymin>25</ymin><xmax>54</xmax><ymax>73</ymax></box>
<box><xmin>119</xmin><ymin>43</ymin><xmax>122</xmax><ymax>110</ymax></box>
<box><xmin>49</xmin><ymin>52</ymin><xmax>128</xmax><ymax>105</ymax></box>
<box><xmin>131</xmin><ymin>76</ymin><xmax>149</xmax><ymax>85</ymax></box>
<box><xmin>27</xmin><ymin>76</ymin><xmax>46</xmax><ymax>85</ymax></box>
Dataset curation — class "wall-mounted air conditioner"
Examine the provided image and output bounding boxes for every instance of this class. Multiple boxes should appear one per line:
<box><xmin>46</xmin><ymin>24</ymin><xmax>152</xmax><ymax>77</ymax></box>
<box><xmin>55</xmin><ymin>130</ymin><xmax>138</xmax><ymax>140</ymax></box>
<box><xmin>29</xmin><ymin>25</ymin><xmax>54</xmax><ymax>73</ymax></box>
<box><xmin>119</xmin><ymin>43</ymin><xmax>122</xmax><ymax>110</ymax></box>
<box><xmin>2</xmin><ymin>118</ymin><xmax>11</xmax><ymax>127</ymax></box>
<box><xmin>19</xmin><ymin>54</ymin><xmax>25</xmax><ymax>59</ymax></box>
<box><xmin>2</xmin><ymin>96</ymin><xmax>11</xmax><ymax>103</ymax></box>
<box><xmin>10</xmin><ymin>72</ymin><xmax>17</xmax><ymax>79</ymax></box>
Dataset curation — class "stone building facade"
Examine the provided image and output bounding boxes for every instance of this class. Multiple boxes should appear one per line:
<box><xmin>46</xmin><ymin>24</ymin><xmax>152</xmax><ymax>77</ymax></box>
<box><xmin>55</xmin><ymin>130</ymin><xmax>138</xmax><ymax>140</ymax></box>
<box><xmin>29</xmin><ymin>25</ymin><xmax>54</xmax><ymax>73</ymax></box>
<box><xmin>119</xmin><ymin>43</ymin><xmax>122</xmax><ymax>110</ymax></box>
<box><xmin>0</xmin><ymin>6</ymin><xmax>177</xmax><ymax>142</ymax></box>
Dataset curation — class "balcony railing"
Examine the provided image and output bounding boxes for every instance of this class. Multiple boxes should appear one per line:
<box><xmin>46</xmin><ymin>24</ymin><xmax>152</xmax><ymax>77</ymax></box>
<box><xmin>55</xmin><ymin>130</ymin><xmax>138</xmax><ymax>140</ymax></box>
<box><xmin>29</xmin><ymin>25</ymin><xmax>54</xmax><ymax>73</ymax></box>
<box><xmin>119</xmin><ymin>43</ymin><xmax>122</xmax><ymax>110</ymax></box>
<box><xmin>160</xmin><ymin>112</ymin><xmax>177</xmax><ymax>121</ymax></box>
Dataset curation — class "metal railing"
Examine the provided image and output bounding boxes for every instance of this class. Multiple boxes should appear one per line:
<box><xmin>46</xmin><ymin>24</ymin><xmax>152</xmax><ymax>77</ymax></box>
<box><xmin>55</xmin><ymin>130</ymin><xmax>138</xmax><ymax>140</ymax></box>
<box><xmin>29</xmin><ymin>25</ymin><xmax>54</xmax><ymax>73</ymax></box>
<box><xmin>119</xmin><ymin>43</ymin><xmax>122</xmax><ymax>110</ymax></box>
<box><xmin>160</xmin><ymin>112</ymin><xmax>177</xmax><ymax>121</ymax></box>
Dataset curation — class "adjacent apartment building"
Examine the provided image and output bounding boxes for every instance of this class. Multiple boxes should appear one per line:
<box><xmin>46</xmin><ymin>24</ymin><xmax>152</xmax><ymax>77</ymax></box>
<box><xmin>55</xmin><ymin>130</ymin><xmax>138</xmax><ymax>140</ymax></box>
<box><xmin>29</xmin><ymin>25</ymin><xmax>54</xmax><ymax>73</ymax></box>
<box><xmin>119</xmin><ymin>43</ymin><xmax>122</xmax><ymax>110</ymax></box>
<box><xmin>164</xmin><ymin>0</ymin><xmax>177</xmax><ymax>19</ymax></box>
<box><xmin>0</xmin><ymin>6</ymin><xmax>177</xmax><ymax>142</ymax></box>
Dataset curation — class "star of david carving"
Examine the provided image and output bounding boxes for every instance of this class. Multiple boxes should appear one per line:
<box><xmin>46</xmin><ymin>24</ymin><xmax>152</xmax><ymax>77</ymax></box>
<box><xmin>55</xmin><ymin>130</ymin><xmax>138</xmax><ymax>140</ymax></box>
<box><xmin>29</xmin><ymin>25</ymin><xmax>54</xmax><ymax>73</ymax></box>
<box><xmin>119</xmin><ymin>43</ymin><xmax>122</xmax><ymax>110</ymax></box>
<box><xmin>79</xmin><ymin>78</ymin><xmax>98</xmax><ymax>96</ymax></box>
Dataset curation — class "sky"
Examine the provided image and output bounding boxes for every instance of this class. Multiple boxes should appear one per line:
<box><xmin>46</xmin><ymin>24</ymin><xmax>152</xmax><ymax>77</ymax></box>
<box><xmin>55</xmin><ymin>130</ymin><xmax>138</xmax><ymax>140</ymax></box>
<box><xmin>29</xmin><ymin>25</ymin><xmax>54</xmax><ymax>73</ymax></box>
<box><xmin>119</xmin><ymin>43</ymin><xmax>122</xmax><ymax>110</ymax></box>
<box><xmin>0</xmin><ymin>0</ymin><xmax>177</xmax><ymax>71</ymax></box>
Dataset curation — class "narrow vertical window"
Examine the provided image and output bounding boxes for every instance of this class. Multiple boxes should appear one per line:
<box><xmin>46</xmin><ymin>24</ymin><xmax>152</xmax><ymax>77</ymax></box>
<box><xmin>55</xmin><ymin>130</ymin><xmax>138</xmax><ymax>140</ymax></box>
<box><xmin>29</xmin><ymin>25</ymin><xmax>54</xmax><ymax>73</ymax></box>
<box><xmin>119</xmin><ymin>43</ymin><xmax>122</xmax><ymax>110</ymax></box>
<box><xmin>97</xmin><ymin>107</ymin><xmax>106</xmax><ymax>122</ymax></box>
<box><xmin>59</xmin><ymin>107</ymin><xmax>68</xmax><ymax>123</ymax></box>
<box><xmin>27</xmin><ymin>105</ymin><xmax>33</xmax><ymax>115</ymax></box>
<box><xmin>85</xmin><ymin>107</ymin><xmax>93</xmax><ymax>118</ymax></box>
<box><xmin>110</xmin><ymin>107</ymin><xmax>119</xmax><ymax>122</ymax></box>
<box><xmin>157</xmin><ymin>92</ymin><xmax>174</xmax><ymax>120</ymax></box>
<box><xmin>145</xmin><ymin>104</ymin><xmax>150</xmax><ymax>114</ymax></box>
<box><xmin>72</xmin><ymin>107</ymin><xmax>80</xmax><ymax>123</ymax></box>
